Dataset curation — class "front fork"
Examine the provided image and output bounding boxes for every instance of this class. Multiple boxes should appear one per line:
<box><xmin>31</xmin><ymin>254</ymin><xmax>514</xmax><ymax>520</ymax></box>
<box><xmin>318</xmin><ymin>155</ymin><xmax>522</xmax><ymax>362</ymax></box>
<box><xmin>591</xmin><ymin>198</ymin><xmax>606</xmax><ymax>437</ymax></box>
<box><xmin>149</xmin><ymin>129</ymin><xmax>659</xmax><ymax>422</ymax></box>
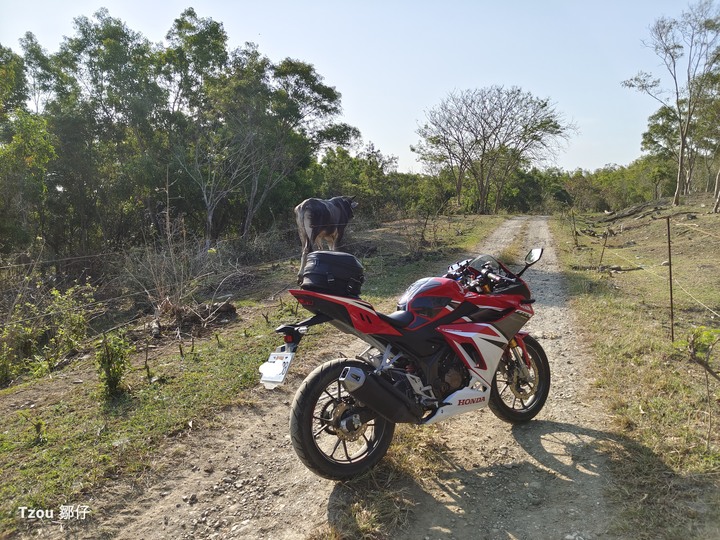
<box><xmin>507</xmin><ymin>334</ymin><xmax>532</xmax><ymax>380</ymax></box>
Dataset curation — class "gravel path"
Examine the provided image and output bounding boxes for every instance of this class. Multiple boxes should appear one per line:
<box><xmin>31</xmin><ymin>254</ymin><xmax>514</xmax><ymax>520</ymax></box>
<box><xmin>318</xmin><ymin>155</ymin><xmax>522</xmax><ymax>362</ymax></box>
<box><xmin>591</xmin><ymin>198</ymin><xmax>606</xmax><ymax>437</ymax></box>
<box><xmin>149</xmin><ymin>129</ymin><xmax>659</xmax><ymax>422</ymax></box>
<box><xmin>396</xmin><ymin>215</ymin><xmax>617</xmax><ymax>540</ymax></box>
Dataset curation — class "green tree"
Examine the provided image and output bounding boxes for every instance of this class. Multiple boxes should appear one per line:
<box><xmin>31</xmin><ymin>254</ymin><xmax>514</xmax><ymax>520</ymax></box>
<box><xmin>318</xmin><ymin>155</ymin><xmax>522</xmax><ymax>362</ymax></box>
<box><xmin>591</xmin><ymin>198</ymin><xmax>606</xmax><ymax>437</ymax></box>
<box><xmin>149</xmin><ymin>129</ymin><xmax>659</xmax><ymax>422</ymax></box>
<box><xmin>161</xmin><ymin>7</ymin><xmax>228</xmax><ymax>117</ymax></box>
<box><xmin>19</xmin><ymin>33</ymin><xmax>55</xmax><ymax>114</ymax></box>
<box><xmin>351</xmin><ymin>143</ymin><xmax>397</xmax><ymax>217</ymax></box>
<box><xmin>624</xmin><ymin>0</ymin><xmax>720</xmax><ymax>206</ymax></box>
<box><xmin>143</xmin><ymin>8</ymin><xmax>230</xmax><ymax>244</ymax></box>
<box><xmin>306</xmin><ymin>147</ymin><xmax>363</xmax><ymax>196</ymax></box>
<box><xmin>0</xmin><ymin>111</ymin><xmax>56</xmax><ymax>252</ymax></box>
<box><xmin>642</xmin><ymin>103</ymin><xmax>701</xmax><ymax>198</ymax></box>
<box><xmin>2</xmin><ymin>7</ymin><xmax>363</xmax><ymax>269</ymax></box>
<box><xmin>625</xmin><ymin>155</ymin><xmax>675</xmax><ymax>201</ymax></box>
<box><xmin>177</xmin><ymin>44</ymin><xmax>358</xmax><ymax>244</ymax></box>
<box><xmin>29</xmin><ymin>9</ymin><xmax>172</xmax><ymax>262</ymax></box>
<box><xmin>562</xmin><ymin>168</ymin><xmax>606</xmax><ymax>212</ymax></box>
<box><xmin>0</xmin><ymin>44</ymin><xmax>27</xmax><ymax>123</ymax></box>
<box><xmin>501</xmin><ymin>168</ymin><xmax>543</xmax><ymax>213</ymax></box>
<box><xmin>688</xmin><ymin>71</ymin><xmax>720</xmax><ymax>211</ymax></box>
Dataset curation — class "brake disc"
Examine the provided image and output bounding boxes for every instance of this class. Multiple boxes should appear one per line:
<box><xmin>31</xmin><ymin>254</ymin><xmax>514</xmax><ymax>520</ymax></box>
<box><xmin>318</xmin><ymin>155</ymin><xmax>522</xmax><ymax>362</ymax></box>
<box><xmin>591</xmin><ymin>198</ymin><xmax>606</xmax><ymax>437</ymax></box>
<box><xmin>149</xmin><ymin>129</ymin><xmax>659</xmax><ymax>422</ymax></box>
<box><xmin>509</xmin><ymin>364</ymin><xmax>536</xmax><ymax>400</ymax></box>
<box><xmin>322</xmin><ymin>401</ymin><xmax>367</xmax><ymax>442</ymax></box>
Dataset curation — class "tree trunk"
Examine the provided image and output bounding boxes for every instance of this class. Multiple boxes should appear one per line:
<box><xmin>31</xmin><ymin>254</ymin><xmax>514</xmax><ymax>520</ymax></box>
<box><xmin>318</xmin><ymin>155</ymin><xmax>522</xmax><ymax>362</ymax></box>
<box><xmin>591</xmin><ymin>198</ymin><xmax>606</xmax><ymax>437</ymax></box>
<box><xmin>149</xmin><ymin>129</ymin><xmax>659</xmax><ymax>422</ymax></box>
<box><xmin>205</xmin><ymin>209</ymin><xmax>214</xmax><ymax>251</ymax></box>
<box><xmin>672</xmin><ymin>172</ymin><xmax>682</xmax><ymax>206</ymax></box>
<box><xmin>242</xmin><ymin>171</ymin><xmax>259</xmax><ymax>239</ymax></box>
<box><xmin>673</xmin><ymin>137</ymin><xmax>685</xmax><ymax>206</ymax></box>
<box><xmin>455</xmin><ymin>164</ymin><xmax>465</xmax><ymax>207</ymax></box>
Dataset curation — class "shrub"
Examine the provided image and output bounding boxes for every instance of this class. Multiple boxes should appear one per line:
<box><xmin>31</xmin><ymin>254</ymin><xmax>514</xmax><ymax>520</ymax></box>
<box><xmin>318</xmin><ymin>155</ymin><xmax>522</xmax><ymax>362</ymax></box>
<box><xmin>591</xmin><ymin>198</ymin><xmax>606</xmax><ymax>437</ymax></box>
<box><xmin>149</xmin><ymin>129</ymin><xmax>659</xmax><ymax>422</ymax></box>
<box><xmin>95</xmin><ymin>331</ymin><xmax>133</xmax><ymax>397</ymax></box>
<box><xmin>0</xmin><ymin>279</ymin><xmax>96</xmax><ymax>386</ymax></box>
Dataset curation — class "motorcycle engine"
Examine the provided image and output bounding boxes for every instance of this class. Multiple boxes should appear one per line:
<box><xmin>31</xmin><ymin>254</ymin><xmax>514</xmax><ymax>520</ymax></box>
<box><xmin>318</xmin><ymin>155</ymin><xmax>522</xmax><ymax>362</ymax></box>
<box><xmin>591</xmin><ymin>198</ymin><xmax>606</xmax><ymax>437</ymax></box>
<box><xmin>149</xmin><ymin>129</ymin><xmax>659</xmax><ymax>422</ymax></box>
<box><xmin>434</xmin><ymin>351</ymin><xmax>470</xmax><ymax>399</ymax></box>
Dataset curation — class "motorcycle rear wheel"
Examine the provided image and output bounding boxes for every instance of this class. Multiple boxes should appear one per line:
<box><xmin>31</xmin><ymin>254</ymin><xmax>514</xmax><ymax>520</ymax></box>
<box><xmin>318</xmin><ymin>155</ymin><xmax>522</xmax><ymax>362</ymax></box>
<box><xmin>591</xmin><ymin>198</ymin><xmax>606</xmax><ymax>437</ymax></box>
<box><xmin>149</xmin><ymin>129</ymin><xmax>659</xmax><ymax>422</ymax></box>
<box><xmin>289</xmin><ymin>358</ymin><xmax>395</xmax><ymax>480</ymax></box>
<box><xmin>488</xmin><ymin>335</ymin><xmax>550</xmax><ymax>423</ymax></box>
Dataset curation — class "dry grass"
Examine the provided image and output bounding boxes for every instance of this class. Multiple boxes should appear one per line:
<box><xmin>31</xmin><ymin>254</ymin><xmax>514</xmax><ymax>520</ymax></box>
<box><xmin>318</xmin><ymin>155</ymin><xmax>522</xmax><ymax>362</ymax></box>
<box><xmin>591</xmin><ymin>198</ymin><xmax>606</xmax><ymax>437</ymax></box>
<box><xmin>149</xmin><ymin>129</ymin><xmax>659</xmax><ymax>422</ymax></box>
<box><xmin>551</xmin><ymin>194</ymin><xmax>720</xmax><ymax>538</ymax></box>
<box><xmin>305</xmin><ymin>424</ymin><xmax>449</xmax><ymax>540</ymax></box>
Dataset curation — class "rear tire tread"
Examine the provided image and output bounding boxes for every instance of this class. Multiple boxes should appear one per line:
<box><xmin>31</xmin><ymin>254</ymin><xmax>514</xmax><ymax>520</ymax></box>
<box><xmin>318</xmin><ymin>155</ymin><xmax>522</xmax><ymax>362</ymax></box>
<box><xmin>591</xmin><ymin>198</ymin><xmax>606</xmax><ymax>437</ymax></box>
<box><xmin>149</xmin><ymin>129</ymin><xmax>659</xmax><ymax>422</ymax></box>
<box><xmin>289</xmin><ymin>358</ymin><xmax>395</xmax><ymax>480</ymax></box>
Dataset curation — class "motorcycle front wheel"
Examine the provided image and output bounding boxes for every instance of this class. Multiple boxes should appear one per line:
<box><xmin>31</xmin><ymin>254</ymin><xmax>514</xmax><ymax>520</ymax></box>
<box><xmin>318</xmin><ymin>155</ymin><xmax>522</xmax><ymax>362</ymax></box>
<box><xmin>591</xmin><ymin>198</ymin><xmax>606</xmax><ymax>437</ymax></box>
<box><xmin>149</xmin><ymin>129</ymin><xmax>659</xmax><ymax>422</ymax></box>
<box><xmin>489</xmin><ymin>334</ymin><xmax>550</xmax><ymax>423</ymax></box>
<box><xmin>289</xmin><ymin>358</ymin><xmax>395</xmax><ymax>480</ymax></box>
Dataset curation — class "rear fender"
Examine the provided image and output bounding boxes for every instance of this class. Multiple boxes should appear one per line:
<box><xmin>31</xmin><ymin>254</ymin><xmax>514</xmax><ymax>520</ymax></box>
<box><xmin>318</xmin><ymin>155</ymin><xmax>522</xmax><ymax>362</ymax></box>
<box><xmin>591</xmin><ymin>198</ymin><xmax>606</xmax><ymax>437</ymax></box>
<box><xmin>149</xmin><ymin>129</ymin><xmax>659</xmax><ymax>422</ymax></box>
<box><xmin>275</xmin><ymin>313</ymin><xmax>332</xmax><ymax>351</ymax></box>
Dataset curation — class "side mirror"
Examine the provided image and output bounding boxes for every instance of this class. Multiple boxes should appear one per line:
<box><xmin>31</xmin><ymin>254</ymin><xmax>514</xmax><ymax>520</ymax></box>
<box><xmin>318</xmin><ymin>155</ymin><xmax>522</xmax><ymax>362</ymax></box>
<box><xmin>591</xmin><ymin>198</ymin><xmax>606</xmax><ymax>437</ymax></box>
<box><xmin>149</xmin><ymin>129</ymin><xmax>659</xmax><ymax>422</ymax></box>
<box><xmin>525</xmin><ymin>248</ymin><xmax>543</xmax><ymax>266</ymax></box>
<box><xmin>517</xmin><ymin>248</ymin><xmax>543</xmax><ymax>277</ymax></box>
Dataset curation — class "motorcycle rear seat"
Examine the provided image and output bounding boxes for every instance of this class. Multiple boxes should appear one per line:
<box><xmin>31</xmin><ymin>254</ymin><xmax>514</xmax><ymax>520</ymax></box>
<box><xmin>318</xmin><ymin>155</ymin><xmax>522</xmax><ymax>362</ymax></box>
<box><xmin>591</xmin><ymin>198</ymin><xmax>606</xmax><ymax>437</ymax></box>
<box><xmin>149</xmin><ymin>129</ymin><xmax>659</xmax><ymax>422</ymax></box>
<box><xmin>378</xmin><ymin>310</ymin><xmax>414</xmax><ymax>328</ymax></box>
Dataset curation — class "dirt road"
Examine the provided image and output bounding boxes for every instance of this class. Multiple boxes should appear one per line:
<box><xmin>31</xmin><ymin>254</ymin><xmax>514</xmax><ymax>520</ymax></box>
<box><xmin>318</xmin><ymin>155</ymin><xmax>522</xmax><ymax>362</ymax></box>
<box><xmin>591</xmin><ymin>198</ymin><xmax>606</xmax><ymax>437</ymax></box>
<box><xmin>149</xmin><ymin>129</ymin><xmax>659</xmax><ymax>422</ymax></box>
<box><xmin>395</xmin><ymin>216</ymin><xmax>617</xmax><ymax>540</ymax></box>
<box><xmin>47</xmin><ymin>216</ymin><xmax>620</xmax><ymax>540</ymax></box>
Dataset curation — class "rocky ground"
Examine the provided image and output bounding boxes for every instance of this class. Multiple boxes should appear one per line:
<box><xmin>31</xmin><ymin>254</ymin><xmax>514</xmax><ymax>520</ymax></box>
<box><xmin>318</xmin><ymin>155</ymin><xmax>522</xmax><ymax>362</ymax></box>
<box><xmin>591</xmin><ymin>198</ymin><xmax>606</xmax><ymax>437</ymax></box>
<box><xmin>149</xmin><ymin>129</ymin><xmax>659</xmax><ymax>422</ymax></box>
<box><xmin>394</xmin><ymin>216</ymin><xmax>617</xmax><ymax>540</ymax></box>
<box><xmin>24</xmin><ymin>216</ymin><xmax>623</xmax><ymax>540</ymax></box>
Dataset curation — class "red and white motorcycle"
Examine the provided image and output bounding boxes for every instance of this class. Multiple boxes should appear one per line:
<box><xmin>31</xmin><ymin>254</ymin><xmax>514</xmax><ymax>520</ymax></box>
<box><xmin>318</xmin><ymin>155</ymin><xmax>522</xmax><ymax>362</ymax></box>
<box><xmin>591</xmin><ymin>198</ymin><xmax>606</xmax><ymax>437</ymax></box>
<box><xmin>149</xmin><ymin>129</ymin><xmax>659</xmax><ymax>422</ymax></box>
<box><xmin>260</xmin><ymin>248</ymin><xmax>550</xmax><ymax>480</ymax></box>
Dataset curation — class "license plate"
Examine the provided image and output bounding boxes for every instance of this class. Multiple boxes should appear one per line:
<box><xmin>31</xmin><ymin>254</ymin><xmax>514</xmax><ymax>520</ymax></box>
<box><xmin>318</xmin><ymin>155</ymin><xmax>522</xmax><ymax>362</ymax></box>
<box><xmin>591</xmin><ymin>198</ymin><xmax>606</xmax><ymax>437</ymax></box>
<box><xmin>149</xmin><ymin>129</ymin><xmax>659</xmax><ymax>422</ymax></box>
<box><xmin>259</xmin><ymin>352</ymin><xmax>294</xmax><ymax>389</ymax></box>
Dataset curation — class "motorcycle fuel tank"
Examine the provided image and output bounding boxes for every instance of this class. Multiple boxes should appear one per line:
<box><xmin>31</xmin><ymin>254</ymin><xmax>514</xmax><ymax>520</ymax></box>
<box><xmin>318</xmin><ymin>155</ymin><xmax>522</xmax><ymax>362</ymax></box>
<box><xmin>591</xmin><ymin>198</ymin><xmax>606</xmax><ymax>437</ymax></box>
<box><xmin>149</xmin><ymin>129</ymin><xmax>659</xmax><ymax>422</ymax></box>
<box><xmin>396</xmin><ymin>277</ymin><xmax>463</xmax><ymax>319</ymax></box>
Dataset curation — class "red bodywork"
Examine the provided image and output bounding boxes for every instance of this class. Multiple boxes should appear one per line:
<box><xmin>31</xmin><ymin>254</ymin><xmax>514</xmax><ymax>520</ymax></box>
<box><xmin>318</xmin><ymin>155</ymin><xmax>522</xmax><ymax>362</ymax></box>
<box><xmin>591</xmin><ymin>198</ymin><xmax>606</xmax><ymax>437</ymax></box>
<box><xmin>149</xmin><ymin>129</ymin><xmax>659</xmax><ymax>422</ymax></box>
<box><xmin>288</xmin><ymin>271</ymin><xmax>534</xmax><ymax>378</ymax></box>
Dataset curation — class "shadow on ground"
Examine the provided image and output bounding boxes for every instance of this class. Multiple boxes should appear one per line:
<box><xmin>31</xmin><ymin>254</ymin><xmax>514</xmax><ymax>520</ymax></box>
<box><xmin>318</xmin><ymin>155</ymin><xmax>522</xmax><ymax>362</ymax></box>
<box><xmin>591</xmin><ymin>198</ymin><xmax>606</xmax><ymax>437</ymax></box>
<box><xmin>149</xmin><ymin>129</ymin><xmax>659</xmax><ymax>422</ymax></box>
<box><xmin>323</xmin><ymin>420</ymin><xmax>717</xmax><ymax>539</ymax></box>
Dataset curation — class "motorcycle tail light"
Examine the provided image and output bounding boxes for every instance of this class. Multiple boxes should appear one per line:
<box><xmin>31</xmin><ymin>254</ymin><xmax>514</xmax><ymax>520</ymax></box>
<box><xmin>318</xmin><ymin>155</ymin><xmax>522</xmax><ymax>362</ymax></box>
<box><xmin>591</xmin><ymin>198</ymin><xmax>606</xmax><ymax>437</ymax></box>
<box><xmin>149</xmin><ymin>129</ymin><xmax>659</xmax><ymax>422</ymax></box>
<box><xmin>283</xmin><ymin>334</ymin><xmax>294</xmax><ymax>343</ymax></box>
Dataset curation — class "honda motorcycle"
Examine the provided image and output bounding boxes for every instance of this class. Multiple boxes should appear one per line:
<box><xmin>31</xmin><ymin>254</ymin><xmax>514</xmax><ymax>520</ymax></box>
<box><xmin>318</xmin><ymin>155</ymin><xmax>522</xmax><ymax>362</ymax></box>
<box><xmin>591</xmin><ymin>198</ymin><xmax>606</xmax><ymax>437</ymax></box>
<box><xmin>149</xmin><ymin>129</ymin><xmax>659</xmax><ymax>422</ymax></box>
<box><xmin>259</xmin><ymin>248</ymin><xmax>550</xmax><ymax>480</ymax></box>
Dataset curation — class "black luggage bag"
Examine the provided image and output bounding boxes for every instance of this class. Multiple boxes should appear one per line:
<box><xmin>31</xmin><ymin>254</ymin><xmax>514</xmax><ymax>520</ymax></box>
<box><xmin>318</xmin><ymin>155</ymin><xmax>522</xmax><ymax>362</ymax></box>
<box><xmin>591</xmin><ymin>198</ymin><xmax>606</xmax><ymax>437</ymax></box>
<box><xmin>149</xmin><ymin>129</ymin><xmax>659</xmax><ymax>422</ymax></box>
<box><xmin>300</xmin><ymin>251</ymin><xmax>364</xmax><ymax>297</ymax></box>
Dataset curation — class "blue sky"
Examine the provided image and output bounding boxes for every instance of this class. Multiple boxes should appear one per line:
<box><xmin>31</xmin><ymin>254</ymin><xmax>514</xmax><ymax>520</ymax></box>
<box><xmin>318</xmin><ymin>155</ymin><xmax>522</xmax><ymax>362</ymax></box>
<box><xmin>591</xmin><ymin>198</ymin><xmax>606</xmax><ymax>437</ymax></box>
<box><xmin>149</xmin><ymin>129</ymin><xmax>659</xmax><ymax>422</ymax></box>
<box><xmin>0</xmin><ymin>0</ymin><xmax>692</xmax><ymax>173</ymax></box>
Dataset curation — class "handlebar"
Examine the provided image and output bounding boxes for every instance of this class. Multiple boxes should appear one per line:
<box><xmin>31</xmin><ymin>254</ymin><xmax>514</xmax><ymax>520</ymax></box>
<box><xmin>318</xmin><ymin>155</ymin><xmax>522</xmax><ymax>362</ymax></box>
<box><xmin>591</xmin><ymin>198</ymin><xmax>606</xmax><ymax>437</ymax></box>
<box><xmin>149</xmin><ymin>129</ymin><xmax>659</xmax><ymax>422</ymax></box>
<box><xmin>445</xmin><ymin>261</ymin><xmax>517</xmax><ymax>293</ymax></box>
<box><xmin>474</xmin><ymin>267</ymin><xmax>517</xmax><ymax>292</ymax></box>
<box><xmin>444</xmin><ymin>249</ymin><xmax>541</xmax><ymax>295</ymax></box>
<box><xmin>478</xmin><ymin>266</ymin><xmax>505</xmax><ymax>284</ymax></box>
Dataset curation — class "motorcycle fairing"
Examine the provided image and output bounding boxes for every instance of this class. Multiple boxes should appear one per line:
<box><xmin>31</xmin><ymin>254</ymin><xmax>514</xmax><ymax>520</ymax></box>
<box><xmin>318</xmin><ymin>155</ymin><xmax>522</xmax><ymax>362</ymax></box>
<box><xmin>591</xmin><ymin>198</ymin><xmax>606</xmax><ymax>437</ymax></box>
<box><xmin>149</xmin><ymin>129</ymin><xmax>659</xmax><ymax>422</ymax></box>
<box><xmin>421</xmin><ymin>385</ymin><xmax>492</xmax><ymax>425</ymax></box>
<box><xmin>399</xmin><ymin>279</ymin><xmax>529</xmax><ymax>333</ymax></box>
<box><xmin>438</xmin><ymin>322</ymin><xmax>508</xmax><ymax>387</ymax></box>
<box><xmin>288</xmin><ymin>284</ymin><xmax>536</xmax><ymax>412</ymax></box>
<box><xmin>290</xmin><ymin>289</ymin><xmax>403</xmax><ymax>336</ymax></box>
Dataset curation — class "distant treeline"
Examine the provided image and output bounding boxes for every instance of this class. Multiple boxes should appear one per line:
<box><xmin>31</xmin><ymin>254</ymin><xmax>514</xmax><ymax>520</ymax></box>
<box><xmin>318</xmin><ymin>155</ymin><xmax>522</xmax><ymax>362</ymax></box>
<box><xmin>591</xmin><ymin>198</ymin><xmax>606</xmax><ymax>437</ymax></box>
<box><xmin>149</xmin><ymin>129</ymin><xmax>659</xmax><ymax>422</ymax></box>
<box><xmin>0</xmin><ymin>7</ymin><xmax>712</xmax><ymax>276</ymax></box>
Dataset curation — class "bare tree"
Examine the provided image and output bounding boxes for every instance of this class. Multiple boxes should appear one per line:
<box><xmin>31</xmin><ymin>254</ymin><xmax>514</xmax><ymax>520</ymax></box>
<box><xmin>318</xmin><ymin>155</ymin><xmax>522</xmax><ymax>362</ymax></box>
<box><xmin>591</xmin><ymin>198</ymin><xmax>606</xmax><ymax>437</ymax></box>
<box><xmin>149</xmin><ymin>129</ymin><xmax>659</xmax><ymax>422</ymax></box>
<box><xmin>623</xmin><ymin>0</ymin><xmax>720</xmax><ymax>206</ymax></box>
<box><xmin>176</xmin><ymin>124</ymin><xmax>256</xmax><ymax>249</ymax></box>
<box><xmin>413</xmin><ymin>94</ymin><xmax>476</xmax><ymax>205</ymax></box>
<box><xmin>414</xmin><ymin>86</ymin><xmax>573</xmax><ymax>213</ymax></box>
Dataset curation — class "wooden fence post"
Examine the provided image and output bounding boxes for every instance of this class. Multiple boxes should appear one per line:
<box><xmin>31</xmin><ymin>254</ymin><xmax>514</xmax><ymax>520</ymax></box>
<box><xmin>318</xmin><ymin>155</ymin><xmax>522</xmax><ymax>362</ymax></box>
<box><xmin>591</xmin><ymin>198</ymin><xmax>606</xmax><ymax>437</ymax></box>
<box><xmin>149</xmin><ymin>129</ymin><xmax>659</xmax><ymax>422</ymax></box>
<box><xmin>666</xmin><ymin>216</ymin><xmax>674</xmax><ymax>342</ymax></box>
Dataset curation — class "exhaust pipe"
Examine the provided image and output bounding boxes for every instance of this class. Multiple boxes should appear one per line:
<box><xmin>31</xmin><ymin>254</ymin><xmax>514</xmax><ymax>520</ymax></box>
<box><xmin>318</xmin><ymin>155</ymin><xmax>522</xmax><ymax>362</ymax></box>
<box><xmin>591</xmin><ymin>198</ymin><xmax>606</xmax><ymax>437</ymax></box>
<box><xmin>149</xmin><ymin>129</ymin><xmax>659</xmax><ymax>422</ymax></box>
<box><xmin>339</xmin><ymin>366</ymin><xmax>422</xmax><ymax>424</ymax></box>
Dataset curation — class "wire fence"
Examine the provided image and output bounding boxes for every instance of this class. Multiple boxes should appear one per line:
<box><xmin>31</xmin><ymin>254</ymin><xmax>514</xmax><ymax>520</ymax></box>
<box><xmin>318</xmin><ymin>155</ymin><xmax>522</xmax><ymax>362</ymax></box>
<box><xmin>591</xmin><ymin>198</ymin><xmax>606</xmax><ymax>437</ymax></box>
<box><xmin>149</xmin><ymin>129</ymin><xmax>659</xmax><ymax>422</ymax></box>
<box><xmin>0</xmin><ymin>216</ymin><xmax>437</xmax><ymax>339</ymax></box>
<box><xmin>5</xmin><ymin>212</ymin><xmax>716</xmax><ymax>338</ymax></box>
<box><xmin>0</xmin><ymin>218</ymin><xmax>386</xmax><ymax>274</ymax></box>
<box><xmin>568</xmin><ymin>211</ymin><xmax>720</xmax><ymax>341</ymax></box>
<box><xmin>0</xmin><ymin>212</ymin><xmax>463</xmax><ymax>387</ymax></box>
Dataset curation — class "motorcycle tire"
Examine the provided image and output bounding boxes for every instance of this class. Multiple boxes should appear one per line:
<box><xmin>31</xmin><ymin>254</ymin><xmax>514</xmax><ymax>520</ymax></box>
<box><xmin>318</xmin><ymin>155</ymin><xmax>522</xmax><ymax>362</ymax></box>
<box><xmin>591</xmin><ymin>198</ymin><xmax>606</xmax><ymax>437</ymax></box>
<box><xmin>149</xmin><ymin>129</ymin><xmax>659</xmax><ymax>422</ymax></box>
<box><xmin>289</xmin><ymin>358</ymin><xmax>396</xmax><ymax>480</ymax></box>
<box><xmin>488</xmin><ymin>335</ymin><xmax>550</xmax><ymax>423</ymax></box>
